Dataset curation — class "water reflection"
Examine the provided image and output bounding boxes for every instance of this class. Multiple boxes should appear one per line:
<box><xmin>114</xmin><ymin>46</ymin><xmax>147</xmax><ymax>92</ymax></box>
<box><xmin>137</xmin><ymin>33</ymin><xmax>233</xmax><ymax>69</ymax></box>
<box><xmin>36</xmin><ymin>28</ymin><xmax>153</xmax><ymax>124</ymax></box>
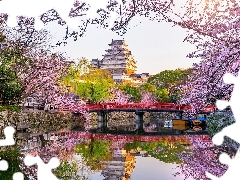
<box><xmin>175</xmin><ymin>136</ymin><xmax>237</xmax><ymax>180</ymax></box>
<box><xmin>1</xmin><ymin>127</ymin><xmax>238</xmax><ymax>180</ymax></box>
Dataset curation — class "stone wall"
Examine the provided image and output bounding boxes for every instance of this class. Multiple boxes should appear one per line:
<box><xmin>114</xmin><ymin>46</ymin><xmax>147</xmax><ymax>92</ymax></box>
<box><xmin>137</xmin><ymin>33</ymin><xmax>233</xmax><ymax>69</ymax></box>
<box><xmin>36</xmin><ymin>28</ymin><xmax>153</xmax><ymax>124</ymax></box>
<box><xmin>0</xmin><ymin>110</ymin><xmax>184</xmax><ymax>134</ymax></box>
<box><xmin>89</xmin><ymin>111</ymin><xmax>179</xmax><ymax>129</ymax></box>
<box><xmin>0</xmin><ymin>111</ymin><xmax>79</xmax><ymax>134</ymax></box>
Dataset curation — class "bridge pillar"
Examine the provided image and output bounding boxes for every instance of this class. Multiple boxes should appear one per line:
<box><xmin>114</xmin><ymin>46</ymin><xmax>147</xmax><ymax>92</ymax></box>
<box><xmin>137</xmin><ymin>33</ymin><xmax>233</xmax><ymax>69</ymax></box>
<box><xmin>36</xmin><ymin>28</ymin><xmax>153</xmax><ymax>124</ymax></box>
<box><xmin>135</xmin><ymin>111</ymin><xmax>145</xmax><ymax>134</ymax></box>
<box><xmin>96</xmin><ymin>111</ymin><xmax>108</xmax><ymax>132</ymax></box>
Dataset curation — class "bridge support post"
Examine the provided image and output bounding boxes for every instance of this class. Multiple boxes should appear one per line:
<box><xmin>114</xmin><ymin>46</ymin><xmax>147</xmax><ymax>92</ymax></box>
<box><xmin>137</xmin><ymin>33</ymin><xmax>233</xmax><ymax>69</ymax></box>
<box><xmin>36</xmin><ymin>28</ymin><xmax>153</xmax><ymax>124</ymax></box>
<box><xmin>135</xmin><ymin>111</ymin><xmax>145</xmax><ymax>134</ymax></box>
<box><xmin>96</xmin><ymin>111</ymin><xmax>108</xmax><ymax>132</ymax></box>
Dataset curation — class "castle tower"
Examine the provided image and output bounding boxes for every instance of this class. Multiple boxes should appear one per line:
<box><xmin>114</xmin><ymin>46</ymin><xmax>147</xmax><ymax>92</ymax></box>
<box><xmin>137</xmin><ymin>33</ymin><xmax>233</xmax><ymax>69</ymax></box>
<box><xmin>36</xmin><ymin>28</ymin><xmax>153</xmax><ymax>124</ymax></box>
<box><xmin>100</xmin><ymin>139</ymin><xmax>136</xmax><ymax>180</ymax></box>
<box><xmin>91</xmin><ymin>39</ymin><xmax>137</xmax><ymax>84</ymax></box>
<box><xmin>101</xmin><ymin>149</ymin><xmax>136</xmax><ymax>180</ymax></box>
<box><xmin>90</xmin><ymin>39</ymin><xmax>152</xmax><ymax>86</ymax></box>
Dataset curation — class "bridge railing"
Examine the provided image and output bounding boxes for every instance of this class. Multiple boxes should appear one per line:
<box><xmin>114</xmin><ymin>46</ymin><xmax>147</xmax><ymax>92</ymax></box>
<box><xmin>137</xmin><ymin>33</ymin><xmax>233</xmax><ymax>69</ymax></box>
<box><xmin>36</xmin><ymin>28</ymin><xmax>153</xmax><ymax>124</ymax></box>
<box><xmin>85</xmin><ymin>102</ymin><xmax>189</xmax><ymax>111</ymax></box>
<box><xmin>73</xmin><ymin>103</ymin><xmax>216</xmax><ymax>113</ymax></box>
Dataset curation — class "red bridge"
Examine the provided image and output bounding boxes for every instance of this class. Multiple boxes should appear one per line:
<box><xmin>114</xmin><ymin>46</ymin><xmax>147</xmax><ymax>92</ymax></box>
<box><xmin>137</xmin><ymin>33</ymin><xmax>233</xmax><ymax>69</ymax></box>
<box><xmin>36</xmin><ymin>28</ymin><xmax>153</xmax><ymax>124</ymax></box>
<box><xmin>73</xmin><ymin>102</ymin><xmax>216</xmax><ymax>113</ymax></box>
<box><xmin>69</xmin><ymin>102</ymin><xmax>216</xmax><ymax>134</ymax></box>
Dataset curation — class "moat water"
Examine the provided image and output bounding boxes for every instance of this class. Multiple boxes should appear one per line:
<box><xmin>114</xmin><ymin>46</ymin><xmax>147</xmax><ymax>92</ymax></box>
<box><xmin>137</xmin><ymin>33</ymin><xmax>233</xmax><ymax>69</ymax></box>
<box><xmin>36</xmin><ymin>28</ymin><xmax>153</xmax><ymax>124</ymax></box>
<box><xmin>0</xmin><ymin>116</ymin><xmax>238</xmax><ymax>180</ymax></box>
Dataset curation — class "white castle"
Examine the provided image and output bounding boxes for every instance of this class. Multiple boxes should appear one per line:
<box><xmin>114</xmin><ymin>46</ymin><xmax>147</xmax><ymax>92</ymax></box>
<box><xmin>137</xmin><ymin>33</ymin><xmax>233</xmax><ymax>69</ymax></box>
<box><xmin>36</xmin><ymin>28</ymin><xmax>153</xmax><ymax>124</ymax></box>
<box><xmin>91</xmin><ymin>39</ymin><xmax>150</xmax><ymax>86</ymax></box>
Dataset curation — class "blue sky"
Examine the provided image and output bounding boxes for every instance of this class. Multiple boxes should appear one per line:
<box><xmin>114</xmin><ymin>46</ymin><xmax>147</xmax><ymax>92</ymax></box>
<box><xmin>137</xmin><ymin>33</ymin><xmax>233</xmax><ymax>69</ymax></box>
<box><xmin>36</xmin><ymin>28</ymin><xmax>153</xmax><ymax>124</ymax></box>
<box><xmin>45</xmin><ymin>14</ymin><xmax>200</xmax><ymax>75</ymax></box>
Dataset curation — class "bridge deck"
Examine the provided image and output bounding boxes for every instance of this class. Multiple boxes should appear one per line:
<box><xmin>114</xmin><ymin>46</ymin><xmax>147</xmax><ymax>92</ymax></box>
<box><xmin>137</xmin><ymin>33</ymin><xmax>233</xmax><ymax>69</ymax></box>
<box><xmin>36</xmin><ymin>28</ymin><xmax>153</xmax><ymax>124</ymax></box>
<box><xmin>22</xmin><ymin>102</ymin><xmax>216</xmax><ymax>114</ymax></box>
<box><xmin>75</xmin><ymin>103</ymin><xmax>216</xmax><ymax>114</ymax></box>
<box><xmin>87</xmin><ymin>108</ymin><xmax>184</xmax><ymax>113</ymax></box>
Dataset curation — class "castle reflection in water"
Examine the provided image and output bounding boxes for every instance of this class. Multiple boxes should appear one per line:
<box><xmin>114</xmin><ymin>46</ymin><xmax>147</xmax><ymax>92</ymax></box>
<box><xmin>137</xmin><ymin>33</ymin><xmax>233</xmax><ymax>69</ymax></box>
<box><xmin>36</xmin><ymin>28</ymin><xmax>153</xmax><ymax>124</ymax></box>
<box><xmin>4</xmin><ymin>129</ymin><xmax>216</xmax><ymax>180</ymax></box>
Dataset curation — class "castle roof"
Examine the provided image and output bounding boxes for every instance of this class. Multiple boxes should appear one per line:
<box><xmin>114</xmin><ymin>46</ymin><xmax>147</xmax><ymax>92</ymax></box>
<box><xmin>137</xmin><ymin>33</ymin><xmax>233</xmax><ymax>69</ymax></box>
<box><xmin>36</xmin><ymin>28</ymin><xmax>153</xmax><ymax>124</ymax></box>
<box><xmin>91</xmin><ymin>59</ymin><xmax>99</xmax><ymax>62</ymax></box>
<box><xmin>130</xmin><ymin>73</ymin><xmax>150</xmax><ymax>78</ymax></box>
<box><xmin>108</xmin><ymin>39</ymin><xmax>127</xmax><ymax>46</ymax></box>
<box><xmin>130</xmin><ymin>74</ymin><xmax>141</xmax><ymax>78</ymax></box>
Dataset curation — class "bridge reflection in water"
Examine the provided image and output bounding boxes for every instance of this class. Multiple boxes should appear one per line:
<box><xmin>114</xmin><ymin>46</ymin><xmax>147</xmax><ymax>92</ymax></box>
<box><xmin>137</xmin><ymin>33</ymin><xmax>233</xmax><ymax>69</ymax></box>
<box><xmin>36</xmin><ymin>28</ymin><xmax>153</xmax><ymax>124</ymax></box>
<box><xmin>6</xmin><ymin>128</ymin><xmax>234</xmax><ymax>180</ymax></box>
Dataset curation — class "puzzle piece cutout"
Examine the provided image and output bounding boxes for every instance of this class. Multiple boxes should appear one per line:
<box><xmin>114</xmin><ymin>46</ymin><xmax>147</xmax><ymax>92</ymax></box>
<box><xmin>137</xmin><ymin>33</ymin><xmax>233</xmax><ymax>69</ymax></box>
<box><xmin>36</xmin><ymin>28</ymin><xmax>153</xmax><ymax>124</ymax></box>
<box><xmin>0</xmin><ymin>126</ymin><xmax>24</xmax><ymax>180</ymax></box>
<box><xmin>0</xmin><ymin>126</ymin><xmax>15</xmax><ymax>146</ymax></box>
<box><xmin>0</xmin><ymin>159</ymin><xmax>8</xmax><ymax>171</ymax></box>
<box><xmin>0</xmin><ymin>0</ymin><xmax>78</xmax><ymax>30</ymax></box>
<box><xmin>0</xmin><ymin>0</ymin><xmax>123</xmax><ymax>30</ymax></box>
<box><xmin>206</xmin><ymin>72</ymin><xmax>240</xmax><ymax>180</ymax></box>
<box><xmin>212</xmin><ymin>73</ymin><xmax>240</xmax><ymax>146</ymax></box>
<box><xmin>83</xmin><ymin>0</ymin><xmax>123</xmax><ymax>29</ymax></box>
<box><xmin>13</xmin><ymin>172</ymin><xmax>24</xmax><ymax>180</ymax></box>
<box><xmin>24</xmin><ymin>155</ymin><xmax>60</xmax><ymax>180</ymax></box>
<box><xmin>206</xmin><ymin>150</ymin><xmax>240</xmax><ymax>180</ymax></box>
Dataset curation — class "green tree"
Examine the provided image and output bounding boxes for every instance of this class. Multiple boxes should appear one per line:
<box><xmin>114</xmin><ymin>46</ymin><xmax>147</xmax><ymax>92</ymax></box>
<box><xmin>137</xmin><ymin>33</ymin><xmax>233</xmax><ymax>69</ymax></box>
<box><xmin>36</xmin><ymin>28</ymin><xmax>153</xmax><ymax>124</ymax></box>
<box><xmin>155</xmin><ymin>87</ymin><xmax>170</xmax><ymax>102</ymax></box>
<box><xmin>62</xmin><ymin>58</ymin><xmax>114</xmax><ymax>103</ymax></box>
<box><xmin>61</xmin><ymin>57</ymin><xmax>90</xmax><ymax>93</ymax></box>
<box><xmin>148</xmin><ymin>68</ymin><xmax>192</xmax><ymax>103</ymax></box>
<box><xmin>0</xmin><ymin>150</ymin><xmax>27</xmax><ymax>180</ymax></box>
<box><xmin>75</xmin><ymin>140</ymin><xmax>112</xmax><ymax>170</ymax></box>
<box><xmin>75</xmin><ymin>68</ymin><xmax>114</xmax><ymax>103</ymax></box>
<box><xmin>139</xmin><ymin>83</ymin><xmax>157</xmax><ymax>94</ymax></box>
<box><xmin>55</xmin><ymin>161</ymin><xmax>80</xmax><ymax>180</ymax></box>
<box><xmin>0</xmin><ymin>33</ymin><xmax>31</xmax><ymax>105</ymax></box>
<box><xmin>118</xmin><ymin>83</ymin><xmax>142</xmax><ymax>102</ymax></box>
<box><xmin>124</xmin><ymin>141</ymin><xmax>189</xmax><ymax>164</ymax></box>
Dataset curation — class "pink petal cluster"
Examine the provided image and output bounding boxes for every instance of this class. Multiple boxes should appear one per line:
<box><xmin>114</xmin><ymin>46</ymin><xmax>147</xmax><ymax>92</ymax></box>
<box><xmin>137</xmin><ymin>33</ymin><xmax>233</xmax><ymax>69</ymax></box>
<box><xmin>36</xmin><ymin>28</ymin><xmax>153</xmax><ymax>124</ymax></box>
<box><xmin>180</xmin><ymin>41</ymin><xmax>240</xmax><ymax>114</ymax></box>
<box><xmin>111</xmin><ymin>88</ymin><xmax>131</xmax><ymax>104</ymax></box>
<box><xmin>19</xmin><ymin>132</ymin><xmax>91</xmax><ymax>180</ymax></box>
<box><xmin>140</xmin><ymin>91</ymin><xmax>157</xmax><ymax>103</ymax></box>
<box><xmin>175</xmin><ymin>135</ymin><xmax>236</xmax><ymax>180</ymax></box>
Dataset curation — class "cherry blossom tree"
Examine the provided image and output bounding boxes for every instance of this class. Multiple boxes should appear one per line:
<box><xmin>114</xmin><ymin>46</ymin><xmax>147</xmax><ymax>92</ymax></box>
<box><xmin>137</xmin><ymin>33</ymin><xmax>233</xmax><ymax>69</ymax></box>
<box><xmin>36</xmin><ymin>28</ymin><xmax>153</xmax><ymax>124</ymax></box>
<box><xmin>15</xmin><ymin>48</ymin><xmax>90</xmax><ymax>121</ymax></box>
<box><xmin>19</xmin><ymin>132</ymin><xmax>91</xmax><ymax>180</ymax></box>
<box><xmin>165</xmin><ymin>1</ymin><xmax>240</xmax><ymax>113</ymax></box>
<box><xmin>0</xmin><ymin>21</ymin><xmax>92</xmax><ymax>129</ymax></box>
<box><xmin>0</xmin><ymin>20</ymin><xmax>53</xmax><ymax>59</ymax></box>
<box><xmin>111</xmin><ymin>88</ymin><xmax>131</xmax><ymax>104</ymax></box>
<box><xmin>0</xmin><ymin>21</ymin><xmax>68</xmax><ymax>104</ymax></box>
<box><xmin>0</xmin><ymin>0</ymin><xmax>238</xmax><ymax>47</ymax></box>
<box><xmin>179</xmin><ymin>38</ymin><xmax>240</xmax><ymax>113</ymax></box>
<box><xmin>4</xmin><ymin>0</ymin><xmax>235</xmax><ymax>113</ymax></box>
<box><xmin>140</xmin><ymin>90</ymin><xmax>157</xmax><ymax>103</ymax></box>
<box><xmin>175</xmin><ymin>135</ymin><xmax>237</xmax><ymax>180</ymax></box>
<box><xmin>0</xmin><ymin>0</ymin><xmax>175</xmax><ymax>43</ymax></box>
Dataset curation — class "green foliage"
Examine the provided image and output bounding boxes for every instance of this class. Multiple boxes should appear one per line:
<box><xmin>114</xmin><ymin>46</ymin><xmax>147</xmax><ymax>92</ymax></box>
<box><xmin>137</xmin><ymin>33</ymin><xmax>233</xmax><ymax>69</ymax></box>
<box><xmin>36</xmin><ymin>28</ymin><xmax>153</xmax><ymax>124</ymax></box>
<box><xmin>55</xmin><ymin>161</ymin><xmax>80</xmax><ymax>180</ymax></box>
<box><xmin>61</xmin><ymin>57</ymin><xmax>90</xmax><ymax>92</ymax></box>
<box><xmin>124</xmin><ymin>141</ymin><xmax>141</xmax><ymax>151</ymax></box>
<box><xmin>147</xmin><ymin>142</ymin><xmax>186</xmax><ymax>164</ymax></box>
<box><xmin>75</xmin><ymin>68</ymin><xmax>114</xmax><ymax>103</ymax></box>
<box><xmin>75</xmin><ymin>140</ymin><xmax>112</xmax><ymax>170</ymax></box>
<box><xmin>118</xmin><ymin>83</ymin><xmax>142</xmax><ymax>102</ymax></box>
<box><xmin>62</xmin><ymin>58</ymin><xmax>115</xmax><ymax>103</ymax></box>
<box><xmin>124</xmin><ymin>141</ymin><xmax>188</xmax><ymax>164</ymax></box>
<box><xmin>0</xmin><ymin>105</ymin><xmax>20</xmax><ymax>112</ymax></box>
<box><xmin>0</xmin><ymin>105</ymin><xmax>6</xmax><ymax>111</ymax></box>
<box><xmin>139</xmin><ymin>83</ymin><xmax>157</xmax><ymax>94</ymax></box>
<box><xmin>0</xmin><ymin>150</ymin><xmax>26</xmax><ymax>180</ymax></box>
<box><xmin>155</xmin><ymin>87</ymin><xmax>170</xmax><ymax>102</ymax></box>
<box><xmin>207</xmin><ymin>112</ymin><xmax>235</xmax><ymax>137</ymax></box>
<box><xmin>0</xmin><ymin>33</ymin><xmax>31</xmax><ymax>105</ymax></box>
<box><xmin>7</xmin><ymin>105</ymin><xmax>20</xmax><ymax>112</ymax></box>
<box><xmin>0</xmin><ymin>49</ymin><xmax>22</xmax><ymax>105</ymax></box>
<box><xmin>147</xmin><ymin>68</ymin><xmax>192</xmax><ymax>103</ymax></box>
